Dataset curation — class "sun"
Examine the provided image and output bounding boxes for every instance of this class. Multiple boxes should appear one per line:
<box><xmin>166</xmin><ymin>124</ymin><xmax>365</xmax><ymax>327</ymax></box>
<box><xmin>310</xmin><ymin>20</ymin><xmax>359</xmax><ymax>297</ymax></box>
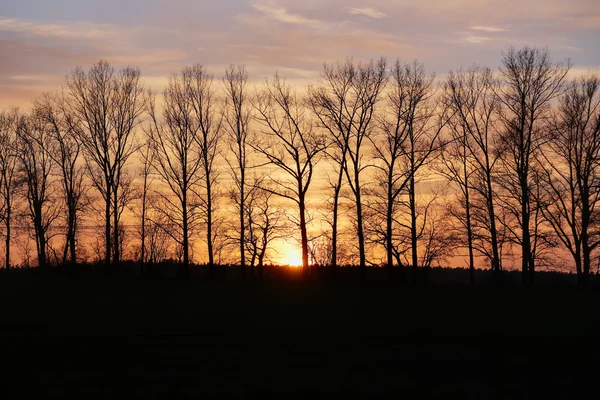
<box><xmin>280</xmin><ymin>252</ymin><xmax>303</xmax><ymax>267</ymax></box>
<box><xmin>277</xmin><ymin>243</ymin><xmax>303</xmax><ymax>267</ymax></box>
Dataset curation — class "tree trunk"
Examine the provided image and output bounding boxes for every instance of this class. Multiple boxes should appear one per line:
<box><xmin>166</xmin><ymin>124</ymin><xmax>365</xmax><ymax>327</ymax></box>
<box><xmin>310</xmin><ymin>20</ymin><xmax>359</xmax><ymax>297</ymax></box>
<box><xmin>239</xmin><ymin>176</ymin><xmax>246</xmax><ymax>281</ymax></box>
<box><xmin>464</xmin><ymin>156</ymin><xmax>474</xmax><ymax>285</ymax></box>
<box><xmin>182</xmin><ymin>192</ymin><xmax>190</xmax><ymax>277</ymax></box>
<box><xmin>355</xmin><ymin>173</ymin><xmax>366</xmax><ymax>282</ymax></box>
<box><xmin>582</xmin><ymin>236</ymin><xmax>590</xmax><ymax>287</ymax></box>
<box><xmin>299</xmin><ymin>194</ymin><xmax>310</xmax><ymax>280</ymax></box>
<box><xmin>331</xmin><ymin>166</ymin><xmax>344</xmax><ymax>280</ymax></box>
<box><xmin>206</xmin><ymin>176</ymin><xmax>214</xmax><ymax>278</ymax></box>
<box><xmin>581</xmin><ymin>200</ymin><xmax>590</xmax><ymax>287</ymax></box>
<box><xmin>140</xmin><ymin>187</ymin><xmax>146</xmax><ymax>278</ymax></box>
<box><xmin>410</xmin><ymin>172</ymin><xmax>419</xmax><ymax>282</ymax></box>
<box><xmin>5</xmin><ymin>200</ymin><xmax>10</xmax><ymax>271</ymax></box>
<box><xmin>521</xmin><ymin>185</ymin><xmax>531</xmax><ymax>286</ymax></box>
<box><xmin>487</xmin><ymin>171</ymin><xmax>501</xmax><ymax>281</ymax></box>
<box><xmin>112</xmin><ymin>189</ymin><xmax>120</xmax><ymax>265</ymax></box>
<box><xmin>386</xmin><ymin>170</ymin><xmax>394</xmax><ymax>282</ymax></box>
<box><xmin>104</xmin><ymin>186</ymin><xmax>112</xmax><ymax>268</ymax></box>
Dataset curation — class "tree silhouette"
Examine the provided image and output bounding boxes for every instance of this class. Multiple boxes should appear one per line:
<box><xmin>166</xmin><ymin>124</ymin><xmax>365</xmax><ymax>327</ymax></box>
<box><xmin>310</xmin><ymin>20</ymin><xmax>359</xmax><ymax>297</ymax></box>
<box><xmin>539</xmin><ymin>74</ymin><xmax>600</xmax><ymax>286</ymax></box>
<box><xmin>67</xmin><ymin>61</ymin><xmax>144</xmax><ymax>267</ymax></box>
<box><xmin>496</xmin><ymin>47</ymin><xmax>570</xmax><ymax>286</ymax></box>
<box><xmin>34</xmin><ymin>92</ymin><xmax>86</xmax><ymax>266</ymax></box>
<box><xmin>223</xmin><ymin>65</ymin><xmax>252</xmax><ymax>277</ymax></box>
<box><xmin>252</xmin><ymin>74</ymin><xmax>326</xmax><ymax>275</ymax></box>
<box><xmin>309</xmin><ymin>58</ymin><xmax>387</xmax><ymax>280</ymax></box>
<box><xmin>0</xmin><ymin>108</ymin><xmax>21</xmax><ymax>270</ymax></box>
<box><xmin>145</xmin><ymin>65</ymin><xmax>213</xmax><ymax>275</ymax></box>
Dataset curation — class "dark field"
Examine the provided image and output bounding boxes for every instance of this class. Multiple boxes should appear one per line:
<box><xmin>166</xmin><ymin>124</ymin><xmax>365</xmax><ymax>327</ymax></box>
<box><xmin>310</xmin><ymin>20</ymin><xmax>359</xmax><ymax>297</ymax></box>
<box><xmin>1</xmin><ymin>270</ymin><xmax>600</xmax><ymax>398</ymax></box>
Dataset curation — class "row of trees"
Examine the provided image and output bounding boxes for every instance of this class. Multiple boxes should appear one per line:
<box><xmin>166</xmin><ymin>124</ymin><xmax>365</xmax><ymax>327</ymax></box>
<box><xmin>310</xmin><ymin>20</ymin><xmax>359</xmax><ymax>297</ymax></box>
<box><xmin>0</xmin><ymin>46</ymin><xmax>598</xmax><ymax>285</ymax></box>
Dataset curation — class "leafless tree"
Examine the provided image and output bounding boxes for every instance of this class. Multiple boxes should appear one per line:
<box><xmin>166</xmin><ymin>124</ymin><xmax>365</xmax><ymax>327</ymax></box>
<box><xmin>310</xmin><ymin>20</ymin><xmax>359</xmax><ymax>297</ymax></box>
<box><xmin>245</xmin><ymin>186</ymin><xmax>287</xmax><ymax>278</ymax></box>
<box><xmin>192</xmin><ymin>67</ymin><xmax>222</xmax><ymax>274</ymax></box>
<box><xmin>66</xmin><ymin>60</ymin><xmax>144</xmax><ymax>267</ymax></box>
<box><xmin>252</xmin><ymin>74</ymin><xmax>326</xmax><ymax>275</ymax></box>
<box><xmin>377</xmin><ymin>61</ymin><xmax>447</xmax><ymax>280</ymax></box>
<box><xmin>16</xmin><ymin>112</ymin><xmax>61</xmax><ymax>268</ymax></box>
<box><xmin>496</xmin><ymin>47</ymin><xmax>570</xmax><ymax>285</ymax></box>
<box><xmin>539</xmin><ymin>75</ymin><xmax>600</xmax><ymax>285</ymax></box>
<box><xmin>34</xmin><ymin>92</ymin><xmax>86</xmax><ymax>265</ymax></box>
<box><xmin>367</xmin><ymin>60</ymin><xmax>444</xmax><ymax>280</ymax></box>
<box><xmin>132</xmin><ymin>143</ymin><xmax>154</xmax><ymax>274</ymax></box>
<box><xmin>440</xmin><ymin>66</ymin><xmax>504</xmax><ymax>282</ymax></box>
<box><xmin>145</xmin><ymin>197</ymin><xmax>173</xmax><ymax>265</ymax></box>
<box><xmin>145</xmin><ymin>65</ymin><xmax>212</xmax><ymax>275</ymax></box>
<box><xmin>223</xmin><ymin>65</ymin><xmax>252</xmax><ymax>276</ymax></box>
<box><xmin>308</xmin><ymin>58</ymin><xmax>387</xmax><ymax>279</ymax></box>
<box><xmin>0</xmin><ymin>108</ymin><xmax>21</xmax><ymax>270</ymax></box>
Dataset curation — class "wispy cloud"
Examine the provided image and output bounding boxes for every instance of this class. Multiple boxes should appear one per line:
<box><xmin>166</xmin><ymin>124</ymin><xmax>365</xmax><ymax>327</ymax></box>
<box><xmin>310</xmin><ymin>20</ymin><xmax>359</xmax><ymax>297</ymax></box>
<box><xmin>253</xmin><ymin>2</ymin><xmax>322</xmax><ymax>27</ymax></box>
<box><xmin>462</xmin><ymin>35</ymin><xmax>491</xmax><ymax>44</ymax></box>
<box><xmin>0</xmin><ymin>17</ymin><xmax>116</xmax><ymax>40</ymax></box>
<box><xmin>348</xmin><ymin>7</ymin><xmax>388</xmax><ymax>19</ymax></box>
<box><xmin>470</xmin><ymin>25</ymin><xmax>506</xmax><ymax>32</ymax></box>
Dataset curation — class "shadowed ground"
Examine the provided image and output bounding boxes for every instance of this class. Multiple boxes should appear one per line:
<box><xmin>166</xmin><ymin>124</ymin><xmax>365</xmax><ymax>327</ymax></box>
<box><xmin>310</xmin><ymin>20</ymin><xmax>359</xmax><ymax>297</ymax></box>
<box><xmin>1</xmin><ymin>274</ymin><xmax>599</xmax><ymax>398</ymax></box>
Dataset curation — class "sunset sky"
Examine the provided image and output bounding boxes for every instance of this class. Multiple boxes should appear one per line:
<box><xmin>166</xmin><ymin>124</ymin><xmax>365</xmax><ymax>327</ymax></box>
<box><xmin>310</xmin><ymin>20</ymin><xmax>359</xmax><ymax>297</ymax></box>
<box><xmin>1</xmin><ymin>1</ymin><xmax>599</xmax><ymax>268</ymax></box>
<box><xmin>1</xmin><ymin>0</ymin><xmax>599</xmax><ymax>108</ymax></box>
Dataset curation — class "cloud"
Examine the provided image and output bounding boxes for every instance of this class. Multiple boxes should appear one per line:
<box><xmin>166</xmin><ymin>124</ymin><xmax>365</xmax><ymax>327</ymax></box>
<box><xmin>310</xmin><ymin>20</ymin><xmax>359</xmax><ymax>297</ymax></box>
<box><xmin>253</xmin><ymin>1</ymin><xmax>322</xmax><ymax>27</ymax></box>
<box><xmin>462</xmin><ymin>35</ymin><xmax>491</xmax><ymax>44</ymax></box>
<box><xmin>348</xmin><ymin>7</ymin><xmax>388</xmax><ymax>19</ymax></box>
<box><xmin>0</xmin><ymin>17</ymin><xmax>116</xmax><ymax>40</ymax></box>
<box><xmin>470</xmin><ymin>25</ymin><xmax>506</xmax><ymax>32</ymax></box>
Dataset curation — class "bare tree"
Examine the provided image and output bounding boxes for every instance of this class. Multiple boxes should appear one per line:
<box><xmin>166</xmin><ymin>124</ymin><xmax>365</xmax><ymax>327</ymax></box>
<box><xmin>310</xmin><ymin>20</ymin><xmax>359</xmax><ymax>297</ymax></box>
<box><xmin>496</xmin><ymin>47</ymin><xmax>570</xmax><ymax>285</ymax></box>
<box><xmin>16</xmin><ymin>112</ymin><xmax>60</xmax><ymax>268</ymax></box>
<box><xmin>308</xmin><ymin>58</ymin><xmax>387</xmax><ymax>279</ymax></box>
<box><xmin>132</xmin><ymin>143</ymin><xmax>154</xmax><ymax>274</ymax></box>
<box><xmin>252</xmin><ymin>74</ymin><xmax>326</xmax><ymax>275</ymax></box>
<box><xmin>145</xmin><ymin>197</ymin><xmax>173</xmax><ymax>265</ymax></box>
<box><xmin>539</xmin><ymin>75</ymin><xmax>600</xmax><ymax>285</ymax></box>
<box><xmin>377</xmin><ymin>61</ymin><xmax>447</xmax><ymax>280</ymax></box>
<box><xmin>366</xmin><ymin>60</ymin><xmax>444</xmax><ymax>281</ymax></box>
<box><xmin>223</xmin><ymin>65</ymin><xmax>252</xmax><ymax>277</ymax></box>
<box><xmin>146</xmin><ymin>64</ymin><xmax>217</xmax><ymax>275</ymax></box>
<box><xmin>34</xmin><ymin>92</ymin><xmax>86</xmax><ymax>265</ymax></box>
<box><xmin>192</xmin><ymin>67</ymin><xmax>222</xmax><ymax>274</ymax></box>
<box><xmin>440</xmin><ymin>66</ymin><xmax>504</xmax><ymax>282</ymax></box>
<box><xmin>67</xmin><ymin>60</ymin><xmax>144</xmax><ymax>267</ymax></box>
<box><xmin>245</xmin><ymin>186</ymin><xmax>287</xmax><ymax>279</ymax></box>
<box><xmin>0</xmin><ymin>109</ymin><xmax>20</xmax><ymax>270</ymax></box>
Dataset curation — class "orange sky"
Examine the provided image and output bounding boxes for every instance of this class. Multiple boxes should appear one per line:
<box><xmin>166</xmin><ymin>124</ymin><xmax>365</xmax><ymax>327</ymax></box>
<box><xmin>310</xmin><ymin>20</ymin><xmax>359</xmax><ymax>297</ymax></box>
<box><xmin>1</xmin><ymin>1</ymin><xmax>598</xmax><ymax>269</ymax></box>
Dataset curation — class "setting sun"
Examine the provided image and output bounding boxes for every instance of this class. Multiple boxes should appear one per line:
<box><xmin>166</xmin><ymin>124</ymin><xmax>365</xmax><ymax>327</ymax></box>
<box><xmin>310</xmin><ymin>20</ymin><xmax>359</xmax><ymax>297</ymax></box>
<box><xmin>277</xmin><ymin>243</ymin><xmax>303</xmax><ymax>267</ymax></box>
<box><xmin>280</xmin><ymin>253</ymin><xmax>303</xmax><ymax>267</ymax></box>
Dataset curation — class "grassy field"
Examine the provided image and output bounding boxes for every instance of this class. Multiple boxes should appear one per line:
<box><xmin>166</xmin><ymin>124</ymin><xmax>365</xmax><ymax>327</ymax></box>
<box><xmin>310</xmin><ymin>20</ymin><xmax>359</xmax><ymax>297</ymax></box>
<box><xmin>1</xmin><ymin>271</ymin><xmax>599</xmax><ymax>398</ymax></box>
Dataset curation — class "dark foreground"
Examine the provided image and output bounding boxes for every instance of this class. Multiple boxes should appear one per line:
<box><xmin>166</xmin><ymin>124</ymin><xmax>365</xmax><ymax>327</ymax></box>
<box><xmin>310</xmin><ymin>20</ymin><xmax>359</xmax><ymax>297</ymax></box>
<box><xmin>1</xmin><ymin>274</ymin><xmax>600</xmax><ymax>398</ymax></box>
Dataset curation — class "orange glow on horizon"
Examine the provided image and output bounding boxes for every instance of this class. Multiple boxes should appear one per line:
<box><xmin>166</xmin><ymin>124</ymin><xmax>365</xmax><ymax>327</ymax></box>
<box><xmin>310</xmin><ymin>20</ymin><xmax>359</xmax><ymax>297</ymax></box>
<box><xmin>277</xmin><ymin>243</ymin><xmax>303</xmax><ymax>267</ymax></box>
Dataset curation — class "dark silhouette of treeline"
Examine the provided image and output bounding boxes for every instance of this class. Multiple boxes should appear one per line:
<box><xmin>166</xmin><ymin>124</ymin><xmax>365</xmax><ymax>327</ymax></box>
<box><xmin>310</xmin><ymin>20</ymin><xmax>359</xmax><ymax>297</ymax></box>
<box><xmin>0</xmin><ymin>46</ymin><xmax>598</xmax><ymax>286</ymax></box>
